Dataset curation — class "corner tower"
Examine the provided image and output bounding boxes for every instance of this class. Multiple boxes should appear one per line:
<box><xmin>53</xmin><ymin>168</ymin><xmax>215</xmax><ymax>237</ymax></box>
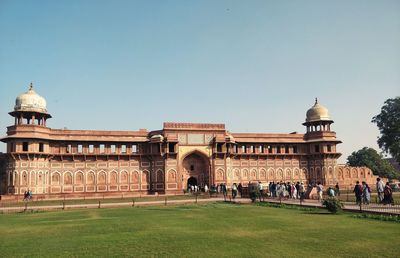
<box><xmin>1</xmin><ymin>83</ymin><xmax>53</xmax><ymax>194</ymax></box>
<box><xmin>9</xmin><ymin>83</ymin><xmax>51</xmax><ymax>127</ymax></box>
<box><xmin>303</xmin><ymin>98</ymin><xmax>341</xmax><ymax>185</ymax></box>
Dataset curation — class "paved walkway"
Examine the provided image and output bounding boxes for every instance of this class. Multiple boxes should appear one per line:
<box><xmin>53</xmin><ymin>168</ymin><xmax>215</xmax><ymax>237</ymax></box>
<box><xmin>254</xmin><ymin>197</ymin><xmax>400</xmax><ymax>215</ymax></box>
<box><xmin>1</xmin><ymin>196</ymin><xmax>399</xmax><ymax>215</ymax></box>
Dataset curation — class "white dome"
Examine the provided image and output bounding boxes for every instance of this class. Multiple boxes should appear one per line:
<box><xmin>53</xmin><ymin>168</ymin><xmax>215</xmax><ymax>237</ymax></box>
<box><xmin>305</xmin><ymin>98</ymin><xmax>331</xmax><ymax>123</ymax></box>
<box><xmin>14</xmin><ymin>83</ymin><xmax>48</xmax><ymax>113</ymax></box>
<box><xmin>150</xmin><ymin>134</ymin><xmax>164</xmax><ymax>142</ymax></box>
<box><xmin>225</xmin><ymin>134</ymin><xmax>235</xmax><ymax>143</ymax></box>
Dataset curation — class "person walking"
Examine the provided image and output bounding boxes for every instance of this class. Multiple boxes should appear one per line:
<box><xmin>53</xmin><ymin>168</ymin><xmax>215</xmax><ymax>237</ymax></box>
<box><xmin>272</xmin><ymin>182</ymin><xmax>277</xmax><ymax>197</ymax></box>
<box><xmin>317</xmin><ymin>182</ymin><xmax>323</xmax><ymax>201</ymax></box>
<box><xmin>292</xmin><ymin>183</ymin><xmax>297</xmax><ymax>199</ymax></box>
<box><xmin>335</xmin><ymin>183</ymin><xmax>340</xmax><ymax>197</ymax></box>
<box><xmin>287</xmin><ymin>182</ymin><xmax>292</xmax><ymax>198</ymax></box>
<box><xmin>222</xmin><ymin>183</ymin><xmax>227</xmax><ymax>198</ymax></box>
<box><xmin>376</xmin><ymin>178</ymin><xmax>385</xmax><ymax>203</ymax></box>
<box><xmin>295</xmin><ymin>182</ymin><xmax>300</xmax><ymax>199</ymax></box>
<box><xmin>258</xmin><ymin>181</ymin><xmax>263</xmax><ymax>201</ymax></box>
<box><xmin>328</xmin><ymin>187</ymin><xmax>335</xmax><ymax>197</ymax></box>
<box><xmin>353</xmin><ymin>181</ymin><xmax>363</xmax><ymax>205</ymax></box>
<box><xmin>299</xmin><ymin>182</ymin><xmax>305</xmax><ymax>201</ymax></box>
<box><xmin>237</xmin><ymin>183</ymin><xmax>243</xmax><ymax>198</ymax></box>
<box><xmin>232</xmin><ymin>183</ymin><xmax>238</xmax><ymax>200</ymax></box>
<box><xmin>362</xmin><ymin>181</ymin><xmax>371</xmax><ymax>205</ymax></box>
<box><xmin>275</xmin><ymin>182</ymin><xmax>280</xmax><ymax>198</ymax></box>
<box><xmin>383</xmin><ymin>182</ymin><xmax>394</xmax><ymax>205</ymax></box>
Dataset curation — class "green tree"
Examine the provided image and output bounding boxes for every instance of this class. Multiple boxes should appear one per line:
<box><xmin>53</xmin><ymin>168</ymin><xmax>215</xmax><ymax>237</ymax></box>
<box><xmin>372</xmin><ymin>97</ymin><xmax>400</xmax><ymax>162</ymax></box>
<box><xmin>347</xmin><ymin>147</ymin><xmax>400</xmax><ymax>179</ymax></box>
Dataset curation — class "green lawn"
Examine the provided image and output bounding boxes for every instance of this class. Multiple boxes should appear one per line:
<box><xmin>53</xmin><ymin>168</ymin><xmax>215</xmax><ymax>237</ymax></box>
<box><xmin>0</xmin><ymin>194</ymin><xmax>210</xmax><ymax>208</ymax></box>
<box><xmin>0</xmin><ymin>203</ymin><xmax>399</xmax><ymax>258</ymax></box>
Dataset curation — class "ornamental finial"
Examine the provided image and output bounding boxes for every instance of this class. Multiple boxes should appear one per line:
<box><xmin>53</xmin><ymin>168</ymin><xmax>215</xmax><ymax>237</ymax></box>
<box><xmin>29</xmin><ymin>82</ymin><xmax>33</xmax><ymax>90</ymax></box>
<box><xmin>315</xmin><ymin>97</ymin><xmax>318</xmax><ymax>105</ymax></box>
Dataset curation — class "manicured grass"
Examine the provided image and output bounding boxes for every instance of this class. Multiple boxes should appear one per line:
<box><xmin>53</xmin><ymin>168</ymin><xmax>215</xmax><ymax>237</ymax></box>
<box><xmin>0</xmin><ymin>194</ymin><xmax>208</xmax><ymax>208</ymax></box>
<box><xmin>0</xmin><ymin>203</ymin><xmax>399</xmax><ymax>257</ymax></box>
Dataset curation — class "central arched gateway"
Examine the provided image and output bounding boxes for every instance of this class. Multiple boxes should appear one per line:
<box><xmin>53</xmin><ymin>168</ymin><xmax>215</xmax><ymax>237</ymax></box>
<box><xmin>181</xmin><ymin>151</ymin><xmax>210</xmax><ymax>190</ymax></box>
<box><xmin>187</xmin><ymin>177</ymin><xmax>197</xmax><ymax>188</ymax></box>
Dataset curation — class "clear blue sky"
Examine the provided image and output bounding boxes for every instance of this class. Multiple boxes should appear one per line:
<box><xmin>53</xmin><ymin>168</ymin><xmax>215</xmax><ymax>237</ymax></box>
<box><xmin>0</xmin><ymin>0</ymin><xmax>399</xmax><ymax>163</ymax></box>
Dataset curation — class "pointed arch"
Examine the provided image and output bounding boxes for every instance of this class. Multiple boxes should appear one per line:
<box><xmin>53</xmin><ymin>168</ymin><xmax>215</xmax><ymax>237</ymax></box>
<box><xmin>13</xmin><ymin>171</ymin><xmax>18</xmax><ymax>186</ymax></box>
<box><xmin>233</xmin><ymin>168</ymin><xmax>240</xmax><ymax>180</ymax></box>
<box><xmin>301</xmin><ymin>168</ymin><xmax>308</xmax><ymax>179</ymax></box>
<box><xmin>167</xmin><ymin>169</ymin><xmax>177</xmax><ymax>183</ymax></box>
<box><xmin>250</xmin><ymin>169</ymin><xmax>257</xmax><ymax>180</ymax></box>
<box><xmin>75</xmin><ymin>171</ymin><xmax>84</xmax><ymax>185</ymax></box>
<box><xmin>86</xmin><ymin>170</ymin><xmax>95</xmax><ymax>185</ymax></box>
<box><xmin>156</xmin><ymin>169</ymin><xmax>164</xmax><ymax>183</ymax></box>
<box><xmin>259</xmin><ymin>168</ymin><xmax>267</xmax><ymax>180</ymax></box>
<box><xmin>131</xmin><ymin>170</ymin><xmax>140</xmax><ymax>184</ymax></box>
<box><xmin>30</xmin><ymin>170</ymin><xmax>36</xmax><ymax>186</ymax></box>
<box><xmin>267</xmin><ymin>168</ymin><xmax>275</xmax><ymax>181</ymax></box>
<box><xmin>63</xmin><ymin>171</ymin><xmax>73</xmax><ymax>185</ymax></box>
<box><xmin>285</xmin><ymin>168</ymin><xmax>292</xmax><ymax>180</ymax></box>
<box><xmin>120</xmin><ymin>170</ymin><xmax>129</xmax><ymax>184</ymax></box>
<box><xmin>216</xmin><ymin>168</ymin><xmax>225</xmax><ymax>181</ymax></box>
<box><xmin>276</xmin><ymin>168</ymin><xmax>284</xmax><ymax>181</ymax></box>
<box><xmin>241</xmin><ymin>168</ymin><xmax>249</xmax><ymax>181</ymax></box>
<box><xmin>97</xmin><ymin>171</ymin><xmax>107</xmax><ymax>185</ymax></box>
<box><xmin>110</xmin><ymin>170</ymin><xmax>118</xmax><ymax>185</ymax></box>
<box><xmin>51</xmin><ymin>171</ymin><xmax>61</xmax><ymax>185</ymax></box>
<box><xmin>37</xmin><ymin>171</ymin><xmax>43</xmax><ymax>185</ymax></box>
<box><xmin>142</xmin><ymin>170</ymin><xmax>150</xmax><ymax>184</ymax></box>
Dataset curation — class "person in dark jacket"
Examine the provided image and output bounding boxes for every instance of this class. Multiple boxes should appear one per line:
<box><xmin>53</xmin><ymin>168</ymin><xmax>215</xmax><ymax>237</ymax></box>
<box><xmin>237</xmin><ymin>183</ymin><xmax>243</xmax><ymax>198</ymax></box>
<box><xmin>383</xmin><ymin>182</ymin><xmax>394</xmax><ymax>205</ymax></box>
<box><xmin>353</xmin><ymin>181</ymin><xmax>362</xmax><ymax>205</ymax></box>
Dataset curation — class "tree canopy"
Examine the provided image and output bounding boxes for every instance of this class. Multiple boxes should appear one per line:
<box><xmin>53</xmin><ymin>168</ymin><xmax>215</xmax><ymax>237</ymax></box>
<box><xmin>347</xmin><ymin>147</ymin><xmax>400</xmax><ymax>179</ymax></box>
<box><xmin>372</xmin><ymin>97</ymin><xmax>400</xmax><ymax>163</ymax></box>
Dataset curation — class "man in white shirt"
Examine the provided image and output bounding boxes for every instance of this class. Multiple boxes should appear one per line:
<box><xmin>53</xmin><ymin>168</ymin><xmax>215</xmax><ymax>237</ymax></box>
<box><xmin>376</xmin><ymin>178</ymin><xmax>385</xmax><ymax>203</ymax></box>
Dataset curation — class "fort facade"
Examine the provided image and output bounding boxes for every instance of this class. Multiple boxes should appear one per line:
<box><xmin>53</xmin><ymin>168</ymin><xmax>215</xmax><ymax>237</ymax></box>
<box><xmin>0</xmin><ymin>84</ymin><xmax>379</xmax><ymax>197</ymax></box>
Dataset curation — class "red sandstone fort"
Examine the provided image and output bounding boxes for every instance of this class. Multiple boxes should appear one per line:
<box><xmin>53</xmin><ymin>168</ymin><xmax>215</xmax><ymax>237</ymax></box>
<box><xmin>0</xmin><ymin>84</ymin><xmax>379</xmax><ymax>198</ymax></box>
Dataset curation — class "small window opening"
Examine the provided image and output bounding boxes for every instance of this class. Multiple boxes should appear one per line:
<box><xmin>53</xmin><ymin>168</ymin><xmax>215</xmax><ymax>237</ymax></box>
<box><xmin>23</xmin><ymin>142</ymin><xmax>29</xmax><ymax>152</ymax></box>
<box><xmin>132</xmin><ymin>144</ymin><xmax>137</xmax><ymax>153</ymax></box>
<box><xmin>169</xmin><ymin>143</ymin><xmax>175</xmax><ymax>153</ymax></box>
<box><xmin>39</xmin><ymin>143</ymin><xmax>44</xmax><ymax>152</ymax></box>
<box><xmin>110</xmin><ymin>145</ymin><xmax>116</xmax><ymax>153</ymax></box>
<box><xmin>89</xmin><ymin>144</ymin><xmax>94</xmax><ymax>153</ymax></box>
<box><xmin>121</xmin><ymin>145</ymin><xmax>127</xmax><ymax>153</ymax></box>
<box><xmin>78</xmin><ymin>144</ymin><xmax>83</xmax><ymax>153</ymax></box>
<box><xmin>67</xmin><ymin>144</ymin><xmax>72</xmax><ymax>153</ymax></box>
<box><xmin>100</xmin><ymin>144</ymin><xmax>105</xmax><ymax>154</ymax></box>
<box><xmin>217</xmin><ymin>144</ymin><xmax>222</xmax><ymax>152</ymax></box>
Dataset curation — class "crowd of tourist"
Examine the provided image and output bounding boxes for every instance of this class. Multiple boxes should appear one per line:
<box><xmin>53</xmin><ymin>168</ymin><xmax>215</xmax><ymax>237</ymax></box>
<box><xmin>186</xmin><ymin>177</ymin><xmax>396</xmax><ymax>206</ymax></box>
<box><xmin>352</xmin><ymin>178</ymin><xmax>394</xmax><ymax>205</ymax></box>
